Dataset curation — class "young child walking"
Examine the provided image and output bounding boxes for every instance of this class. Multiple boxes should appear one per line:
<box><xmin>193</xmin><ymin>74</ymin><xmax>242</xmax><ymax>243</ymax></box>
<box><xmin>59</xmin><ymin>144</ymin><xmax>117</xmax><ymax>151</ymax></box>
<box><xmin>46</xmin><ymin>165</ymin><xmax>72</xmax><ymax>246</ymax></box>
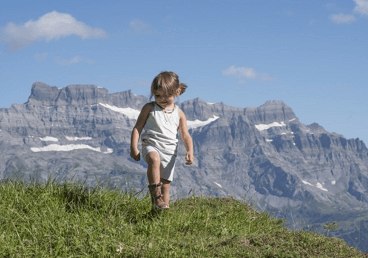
<box><xmin>130</xmin><ymin>71</ymin><xmax>194</xmax><ymax>210</ymax></box>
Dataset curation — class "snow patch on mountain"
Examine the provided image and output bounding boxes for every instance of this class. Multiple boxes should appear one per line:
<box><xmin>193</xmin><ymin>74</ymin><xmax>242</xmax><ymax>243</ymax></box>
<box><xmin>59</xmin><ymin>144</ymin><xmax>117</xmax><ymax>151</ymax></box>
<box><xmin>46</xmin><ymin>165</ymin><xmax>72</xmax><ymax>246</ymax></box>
<box><xmin>98</xmin><ymin>103</ymin><xmax>140</xmax><ymax>119</ymax></box>
<box><xmin>187</xmin><ymin>115</ymin><xmax>219</xmax><ymax>129</ymax></box>
<box><xmin>65</xmin><ymin>136</ymin><xmax>93</xmax><ymax>141</ymax></box>
<box><xmin>302</xmin><ymin>180</ymin><xmax>329</xmax><ymax>192</ymax></box>
<box><xmin>316</xmin><ymin>183</ymin><xmax>328</xmax><ymax>192</ymax></box>
<box><xmin>97</xmin><ymin>103</ymin><xmax>220</xmax><ymax>130</ymax></box>
<box><xmin>302</xmin><ymin>180</ymin><xmax>313</xmax><ymax>186</ymax></box>
<box><xmin>39</xmin><ymin>137</ymin><xmax>58</xmax><ymax>142</ymax></box>
<box><xmin>214</xmin><ymin>182</ymin><xmax>222</xmax><ymax>188</ymax></box>
<box><xmin>255</xmin><ymin>121</ymin><xmax>286</xmax><ymax>131</ymax></box>
<box><xmin>30</xmin><ymin>144</ymin><xmax>113</xmax><ymax>154</ymax></box>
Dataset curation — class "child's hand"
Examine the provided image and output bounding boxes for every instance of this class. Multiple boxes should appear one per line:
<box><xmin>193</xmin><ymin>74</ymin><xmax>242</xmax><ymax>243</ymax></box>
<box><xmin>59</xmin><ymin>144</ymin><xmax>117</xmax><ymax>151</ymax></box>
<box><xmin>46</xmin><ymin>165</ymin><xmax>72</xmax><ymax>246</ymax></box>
<box><xmin>130</xmin><ymin>148</ymin><xmax>141</xmax><ymax>161</ymax></box>
<box><xmin>185</xmin><ymin>151</ymin><xmax>194</xmax><ymax>165</ymax></box>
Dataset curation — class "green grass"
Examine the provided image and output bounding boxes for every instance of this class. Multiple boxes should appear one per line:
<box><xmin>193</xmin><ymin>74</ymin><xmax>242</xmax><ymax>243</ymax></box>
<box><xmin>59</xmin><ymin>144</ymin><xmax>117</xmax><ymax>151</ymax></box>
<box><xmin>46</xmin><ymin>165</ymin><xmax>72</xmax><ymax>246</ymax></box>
<box><xmin>0</xmin><ymin>180</ymin><xmax>366</xmax><ymax>257</ymax></box>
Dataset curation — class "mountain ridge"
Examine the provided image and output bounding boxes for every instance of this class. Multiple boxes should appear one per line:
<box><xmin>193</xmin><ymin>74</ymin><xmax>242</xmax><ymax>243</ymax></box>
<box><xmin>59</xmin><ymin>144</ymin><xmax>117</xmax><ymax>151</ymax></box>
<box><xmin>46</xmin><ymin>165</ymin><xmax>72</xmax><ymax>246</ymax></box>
<box><xmin>1</xmin><ymin>82</ymin><xmax>368</xmax><ymax>251</ymax></box>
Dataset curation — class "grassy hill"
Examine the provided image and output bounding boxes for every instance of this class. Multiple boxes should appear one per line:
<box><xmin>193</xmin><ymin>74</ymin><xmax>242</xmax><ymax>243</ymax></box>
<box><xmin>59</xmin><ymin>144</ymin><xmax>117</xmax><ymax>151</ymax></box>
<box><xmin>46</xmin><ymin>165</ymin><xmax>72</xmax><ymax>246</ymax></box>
<box><xmin>0</xmin><ymin>180</ymin><xmax>366</xmax><ymax>257</ymax></box>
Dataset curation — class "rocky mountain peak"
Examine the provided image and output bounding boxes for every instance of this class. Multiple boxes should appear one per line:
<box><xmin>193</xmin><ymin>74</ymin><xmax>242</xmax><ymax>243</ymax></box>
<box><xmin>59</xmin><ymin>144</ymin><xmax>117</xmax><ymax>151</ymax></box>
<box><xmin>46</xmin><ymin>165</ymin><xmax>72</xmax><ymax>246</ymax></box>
<box><xmin>1</xmin><ymin>83</ymin><xmax>368</xmax><ymax>252</ymax></box>
<box><xmin>180</xmin><ymin>97</ymin><xmax>243</xmax><ymax>121</ymax></box>
<box><xmin>179</xmin><ymin>98</ymin><xmax>216</xmax><ymax>120</ymax></box>
<box><xmin>28</xmin><ymin>82</ymin><xmax>111</xmax><ymax>107</ymax></box>
<box><xmin>57</xmin><ymin>84</ymin><xmax>109</xmax><ymax>106</ymax></box>
<box><xmin>307</xmin><ymin>123</ymin><xmax>327</xmax><ymax>134</ymax></box>
<box><xmin>29</xmin><ymin>82</ymin><xmax>61</xmax><ymax>103</ymax></box>
<box><xmin>26</xmin><ymin>83</ymin><xmax>148</xmax><ymax>109</ymax></box>
<box><xmin>244</xmin><ymin>100</ymin><xmax>296</xmax><ymax>124</ymax></box>
<box><xmin>262</xmin><ymin>100</ymin><xmax>286</xmax><ymax>105</ymax></box>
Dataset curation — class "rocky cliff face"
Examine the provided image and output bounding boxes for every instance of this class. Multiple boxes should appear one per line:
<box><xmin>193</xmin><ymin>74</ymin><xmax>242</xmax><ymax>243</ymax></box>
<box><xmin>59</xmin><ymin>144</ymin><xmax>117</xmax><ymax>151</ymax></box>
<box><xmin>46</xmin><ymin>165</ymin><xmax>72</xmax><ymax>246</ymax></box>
<box><xmin>1</xmin><ymin>82</ymin><xmax>368</xmax><ymax>251</ymax></box>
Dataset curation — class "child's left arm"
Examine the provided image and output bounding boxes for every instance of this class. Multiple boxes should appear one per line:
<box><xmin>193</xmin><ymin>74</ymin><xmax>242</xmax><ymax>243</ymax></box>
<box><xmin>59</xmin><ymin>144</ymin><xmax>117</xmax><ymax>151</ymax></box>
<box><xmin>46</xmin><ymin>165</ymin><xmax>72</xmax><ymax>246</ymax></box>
<box><xmin>178</xmin><ymin>109</ymin><xmax>194</xmax><ymax>165</ymax></box>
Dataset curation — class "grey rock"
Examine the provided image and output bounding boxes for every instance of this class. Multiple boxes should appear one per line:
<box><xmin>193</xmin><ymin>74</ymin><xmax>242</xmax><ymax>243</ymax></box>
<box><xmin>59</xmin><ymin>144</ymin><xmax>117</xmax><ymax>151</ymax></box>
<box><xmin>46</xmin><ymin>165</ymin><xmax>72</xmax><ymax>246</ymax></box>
<box><xmin>1</xmin><ymin>82</ymin><xmax>368</xmax><ymax>252</ymax></box>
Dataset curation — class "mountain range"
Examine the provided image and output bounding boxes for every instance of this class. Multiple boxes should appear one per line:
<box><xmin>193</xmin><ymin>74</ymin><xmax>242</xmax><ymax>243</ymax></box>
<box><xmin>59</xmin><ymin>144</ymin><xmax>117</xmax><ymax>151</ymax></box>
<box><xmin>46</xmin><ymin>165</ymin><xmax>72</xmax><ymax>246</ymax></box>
<box><xmin>1</xmin><ymin>82</ymin><xmax>367</xmax><ymax>252</ymax></box>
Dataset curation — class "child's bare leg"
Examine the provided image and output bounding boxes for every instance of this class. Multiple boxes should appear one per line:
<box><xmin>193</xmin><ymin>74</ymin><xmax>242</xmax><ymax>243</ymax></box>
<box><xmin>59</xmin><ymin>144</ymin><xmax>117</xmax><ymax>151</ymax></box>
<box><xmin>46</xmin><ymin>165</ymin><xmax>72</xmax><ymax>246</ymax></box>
<box><xmin>146</xmin><ymin>151</ymin><xmax>165</xmax><ymax>210</ymax></box>
<box><xmin>160</xmin><ymin>178</ymin><xmax>171</xmax><ymax>204</ymax></box>
<box><xmin>146</xmin><ymin>151</ymin><xmax>161</xmax><ymax>184</ymax></box>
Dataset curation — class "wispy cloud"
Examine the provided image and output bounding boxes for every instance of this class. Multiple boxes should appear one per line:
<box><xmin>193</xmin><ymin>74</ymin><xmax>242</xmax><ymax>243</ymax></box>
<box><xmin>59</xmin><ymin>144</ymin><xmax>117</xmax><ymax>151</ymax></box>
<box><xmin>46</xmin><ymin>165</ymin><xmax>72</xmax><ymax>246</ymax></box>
<box><xmin>329</xmin><ymin>0</ymin><xmax>368</xmax><ymax>24</ymax></box>
<box><xmin>222</xmin><ymin>65</ymin><xmax>275</xmax><ymax>82</ymax></box>
<box><xmin>86</xmin><ymin>59</ymin><xmax>96</xmax><ymax>65</ymax></box>
<box><xmin>34</xmin><ymin>52</ymin><xmax>49</xmax><ymax>62</ymax></box>
<box><xmin>129</xmin><ymin>19</ymin><xmax>155</xmax><ymax>35</ymax></box>
<box><xmin>329</xmin><ymin>13</ymin><xmax>357</xmax><ymax>24</ymax></box>
<box><xmin>223</xmin><ymin>65</ymin><xmax>256</xmax><ymax>79</ymax></box>
<box><xmin>55</xmin><ymin>56</ymin><xmax>82</xmax><ymax>65</ymax></box>
<box><xmin>55</xmin><ymin>56</ymin><xmax>95</xmax><ymax>66</ymax></box>
<box><xmin>0</xmin><ymin>11</ymin><xmax>108</xmax><ymax>51</ymax></box>
<box><xmin>353</xmin><ymin>0</ymin><xmax>368</xmax><ymax>15</ymax></box>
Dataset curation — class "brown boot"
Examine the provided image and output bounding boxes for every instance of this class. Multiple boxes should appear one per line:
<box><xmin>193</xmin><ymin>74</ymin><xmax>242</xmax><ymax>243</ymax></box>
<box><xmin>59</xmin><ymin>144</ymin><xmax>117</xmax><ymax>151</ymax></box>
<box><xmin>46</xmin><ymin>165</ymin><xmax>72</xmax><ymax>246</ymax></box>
<box><xmin>160</xmin><ymin>180</ymin><xmax>170</xmax><ymax>210</ymax></box>
<box><xmin>148</xmin><ymin>182</ymin><xmax>165</xmax><ymax>210</ymax></box>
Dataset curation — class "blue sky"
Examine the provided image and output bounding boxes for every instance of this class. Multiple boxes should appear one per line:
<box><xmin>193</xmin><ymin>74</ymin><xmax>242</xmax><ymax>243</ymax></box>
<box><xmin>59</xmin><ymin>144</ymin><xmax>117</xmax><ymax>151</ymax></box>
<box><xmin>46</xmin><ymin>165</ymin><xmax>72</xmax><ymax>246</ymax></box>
<box><xmin>1</xmin><ymin>0</ymin><xmax>368</xmax><ymax>143</ymax></box>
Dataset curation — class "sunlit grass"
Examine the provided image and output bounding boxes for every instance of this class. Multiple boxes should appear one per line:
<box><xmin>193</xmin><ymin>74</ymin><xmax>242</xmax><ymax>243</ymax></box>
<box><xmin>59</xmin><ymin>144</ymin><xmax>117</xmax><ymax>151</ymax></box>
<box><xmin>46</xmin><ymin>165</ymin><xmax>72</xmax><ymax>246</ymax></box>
<box><xmin>0</xmin><ymin>179</ymin><xmax>365</xmax><ymax>257</ymax></box>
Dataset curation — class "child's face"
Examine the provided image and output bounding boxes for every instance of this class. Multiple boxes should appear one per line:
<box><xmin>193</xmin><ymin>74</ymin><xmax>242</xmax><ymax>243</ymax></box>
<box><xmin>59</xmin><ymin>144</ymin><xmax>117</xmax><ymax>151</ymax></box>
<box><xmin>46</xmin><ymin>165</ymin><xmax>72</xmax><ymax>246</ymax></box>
<box><xmin>154</xmin><ymin>88</ymin><xmax>176</xmax><ymax>109</ymax></box>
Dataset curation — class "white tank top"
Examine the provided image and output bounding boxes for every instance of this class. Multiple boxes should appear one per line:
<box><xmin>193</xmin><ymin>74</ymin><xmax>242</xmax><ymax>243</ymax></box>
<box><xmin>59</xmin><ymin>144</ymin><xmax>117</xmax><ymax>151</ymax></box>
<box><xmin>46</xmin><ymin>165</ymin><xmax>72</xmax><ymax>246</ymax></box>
<box><xmin>141</xmin><ymin>102</ymin><xmax>180</xmax><ymax>155</ymax></box>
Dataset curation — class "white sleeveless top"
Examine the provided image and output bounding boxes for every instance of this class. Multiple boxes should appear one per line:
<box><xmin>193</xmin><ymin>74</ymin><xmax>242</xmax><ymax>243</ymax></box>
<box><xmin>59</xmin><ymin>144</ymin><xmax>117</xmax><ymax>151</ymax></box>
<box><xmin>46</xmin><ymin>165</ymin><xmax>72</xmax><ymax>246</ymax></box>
<box><xmin>141</xmin><ymin>102</ymin><xmax>180</xmax><ymax>155</ymax></box>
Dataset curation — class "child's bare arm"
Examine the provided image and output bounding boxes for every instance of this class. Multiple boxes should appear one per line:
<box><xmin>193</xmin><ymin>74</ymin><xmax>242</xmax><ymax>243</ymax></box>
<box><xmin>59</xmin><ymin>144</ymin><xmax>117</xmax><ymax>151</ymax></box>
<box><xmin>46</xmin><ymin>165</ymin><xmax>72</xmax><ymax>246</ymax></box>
<box><xmin>178</xmin><ymin>109</ymin><xmax>194</xmax><ymax>165</ymax></box>
<box><xmin>130</xmin><ymin>103</ymin><xmax>152</xmax><ymax>161</ymax></box>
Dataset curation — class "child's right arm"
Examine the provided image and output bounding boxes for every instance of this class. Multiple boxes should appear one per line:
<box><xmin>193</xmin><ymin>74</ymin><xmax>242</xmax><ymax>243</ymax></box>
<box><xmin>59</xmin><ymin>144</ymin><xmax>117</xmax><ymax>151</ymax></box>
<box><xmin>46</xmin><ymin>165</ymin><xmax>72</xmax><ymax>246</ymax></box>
<box><xmin>130</xmin><ymin>103</ymin><xmax>152</xmax><ymax>161</ymax></box>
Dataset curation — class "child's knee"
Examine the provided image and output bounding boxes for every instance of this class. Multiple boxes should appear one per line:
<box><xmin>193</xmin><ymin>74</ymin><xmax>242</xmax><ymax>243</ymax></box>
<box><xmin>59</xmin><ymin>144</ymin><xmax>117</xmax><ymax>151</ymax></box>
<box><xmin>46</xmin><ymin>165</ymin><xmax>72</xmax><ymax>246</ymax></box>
<box><xmin>146</xmin><ymin>151</ymin><xmax>160</xmax><ymax>166</ymax></box>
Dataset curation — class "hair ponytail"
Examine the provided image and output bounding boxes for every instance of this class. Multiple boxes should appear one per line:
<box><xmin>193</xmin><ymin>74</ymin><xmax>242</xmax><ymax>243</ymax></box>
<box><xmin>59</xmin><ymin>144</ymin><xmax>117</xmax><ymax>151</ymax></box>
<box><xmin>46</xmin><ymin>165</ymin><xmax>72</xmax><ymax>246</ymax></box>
<box><xmin>150</xmin><ymin>71</ymin><xmax>187</xmax><ymax>99</ymax></box>
<box><xmin>179</xmin><ymin>82</ymin><xmax>187</xmax><ymax>95</ymax></box>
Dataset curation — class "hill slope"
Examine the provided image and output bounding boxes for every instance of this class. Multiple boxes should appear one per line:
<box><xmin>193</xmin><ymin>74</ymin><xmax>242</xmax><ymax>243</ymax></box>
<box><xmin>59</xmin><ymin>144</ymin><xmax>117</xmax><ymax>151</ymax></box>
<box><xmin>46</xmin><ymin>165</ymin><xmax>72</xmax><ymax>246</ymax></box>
<box><xmin>0</xmin><ymin>180</ymin><xmax>365</xmax><ymax>257</ymax></box>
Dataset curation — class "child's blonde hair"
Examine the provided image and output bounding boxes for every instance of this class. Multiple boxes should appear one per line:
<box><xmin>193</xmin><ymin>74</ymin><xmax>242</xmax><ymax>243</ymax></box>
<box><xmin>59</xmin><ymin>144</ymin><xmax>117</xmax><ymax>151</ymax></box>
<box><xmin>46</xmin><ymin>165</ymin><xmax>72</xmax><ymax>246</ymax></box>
<box><xmin>150</xmin><ymin>71</ymin><xmax>187</xmax><ymax>100</ymax></box>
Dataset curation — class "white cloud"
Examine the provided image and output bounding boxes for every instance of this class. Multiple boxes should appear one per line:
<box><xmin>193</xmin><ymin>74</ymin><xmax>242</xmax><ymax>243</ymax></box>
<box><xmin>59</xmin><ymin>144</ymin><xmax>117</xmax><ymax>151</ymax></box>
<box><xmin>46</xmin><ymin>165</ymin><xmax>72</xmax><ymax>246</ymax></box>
<box><xmin>129</xmin><ymin>19</ymin><xmax>155</xmax><ymax>35</ymax></box>
<box><xmin>329</xmin><ymin>0</ymin><xmax>368</xmax><ymax>24</ymax></box>
<box><xmin>329</xmin><ymin>13</ymin><xmax>357</xmax><ymax>23</ymax></box>
<box><xmin>55</xmin><ymin>55</ymin><xmax>83</xmax><ymax>65</ymax></box>
<box><xmin>354</xmin><ymin>0</ymin><xmax>368</xmax><ymax>15</ymax></box>
<box><xmin>1</xmin><ymin>11</ymin><xmax>108</xmax><ymax>51</ymax></box>
<box><xmin>34</xmin><ymin>52</ymin><xmax>49</xmax><ymax>62</ymax></box>
<box><xmin>223</xmin><ymin>65</ymin><xmax>256</xmax><ymax>79</ymax></box>
<box><xmin>223</xmin><ymin>65</ymin><xmax>275</xmax><ymax>81</ymax></box>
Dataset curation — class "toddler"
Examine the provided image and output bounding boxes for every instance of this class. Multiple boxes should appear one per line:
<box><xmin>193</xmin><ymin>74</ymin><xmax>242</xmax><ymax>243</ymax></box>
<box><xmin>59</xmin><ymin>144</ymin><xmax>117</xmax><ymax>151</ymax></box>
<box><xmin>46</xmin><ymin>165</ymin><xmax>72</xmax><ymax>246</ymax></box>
<box><xmin>130</xmin><ymin>71</ymin><xmax>194</xmax><ymax>210</ymax></box>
